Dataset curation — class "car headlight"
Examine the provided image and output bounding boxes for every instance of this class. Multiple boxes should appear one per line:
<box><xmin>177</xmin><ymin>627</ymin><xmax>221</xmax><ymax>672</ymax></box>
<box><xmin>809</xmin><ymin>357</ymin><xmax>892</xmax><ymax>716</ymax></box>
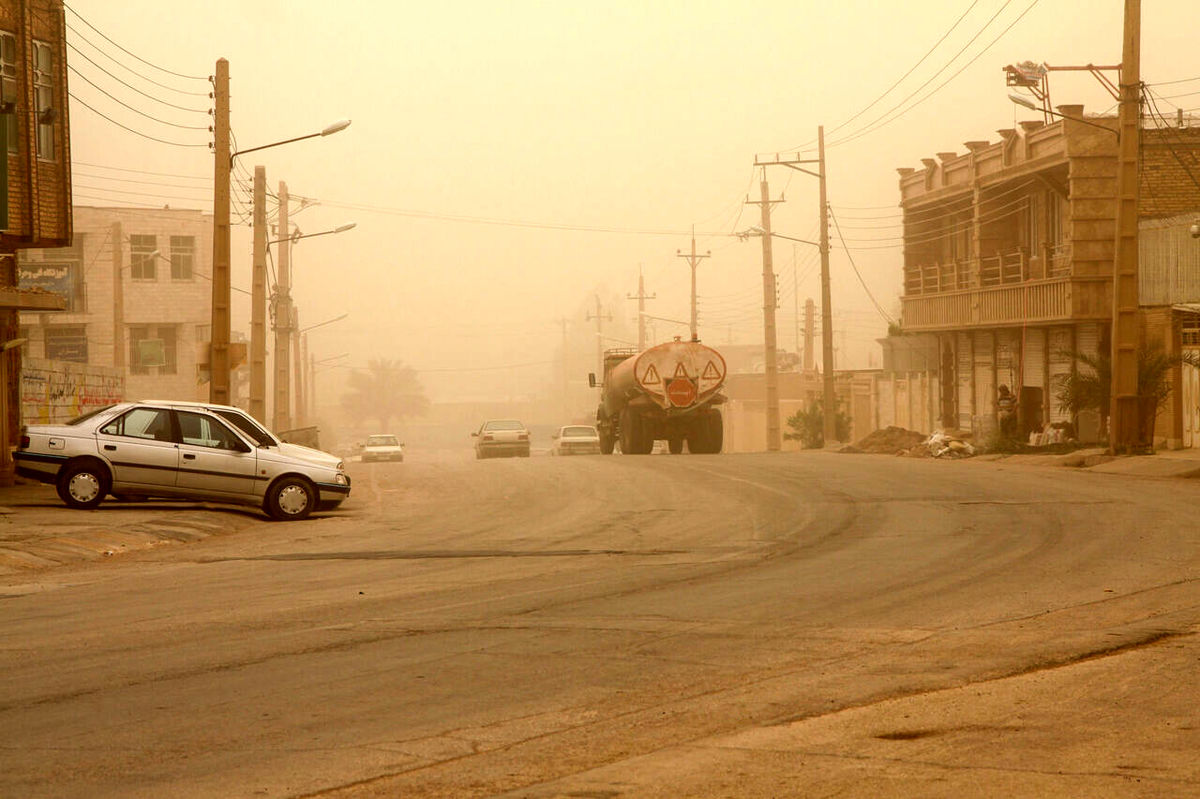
<box><xmin>335</xmin><ymin>473</ymin><xmax>348</xmax><ymax>486</ymax></box>
<box><xmin>336</xmin><ymin>460</ymin><xmax>344</xmax><ymax>470</ymax></box>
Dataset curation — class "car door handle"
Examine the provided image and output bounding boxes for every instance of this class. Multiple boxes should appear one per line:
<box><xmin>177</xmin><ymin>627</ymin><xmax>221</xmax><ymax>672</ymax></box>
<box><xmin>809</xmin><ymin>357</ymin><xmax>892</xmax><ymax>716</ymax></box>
<box><xmin>103</xmin><ymin>444</ymin><xmax>116</xmax><ymax>451</ymax></box>
<box><xmin>183</xmin><ymin>453</ymin><xmax>196</xmax><ymax>460</ymax></box>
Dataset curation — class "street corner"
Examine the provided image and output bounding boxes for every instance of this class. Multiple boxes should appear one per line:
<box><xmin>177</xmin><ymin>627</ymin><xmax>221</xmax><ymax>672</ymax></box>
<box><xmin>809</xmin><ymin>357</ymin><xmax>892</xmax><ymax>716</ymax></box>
<box><xmin>0</xmin><ymin>486</ymin><xmax>267</xmax><ymax>577</ymax></box>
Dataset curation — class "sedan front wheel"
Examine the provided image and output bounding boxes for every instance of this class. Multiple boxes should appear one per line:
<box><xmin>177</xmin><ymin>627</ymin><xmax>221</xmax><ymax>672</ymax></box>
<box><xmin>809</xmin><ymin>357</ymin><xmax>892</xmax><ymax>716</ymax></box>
<box><xmin>264</xmin><ymin>476</ymin><xmax>316</xmax><ymax>521</ymax></box>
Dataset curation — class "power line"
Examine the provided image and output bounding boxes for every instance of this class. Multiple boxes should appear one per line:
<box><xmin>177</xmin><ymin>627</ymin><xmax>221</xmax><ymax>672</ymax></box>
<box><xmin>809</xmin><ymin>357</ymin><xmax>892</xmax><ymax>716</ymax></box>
<box><xmin>63</xmin><ymin>3</ymin><xmax>209</xmax><ymax>82</ymax></box>
<box><xmin>65</xmin><ymin>40</ymin><xmax>211</xmax><ymax>111</ymax></box>
<box><xmin>828</xmin><ymin>205</ymin><xmax>896</xmax><ymax>326</ymax></box>
<box><xmin>67</xmin><ymin>65</ymin><xmax>211</xmax><ymax>130</ymax></box>
<box><xmin>72</xmin><ymin>161</ymin><xmax>209</xmax><ymax>181</ymax></box>
<box><xmin>70</xmin><ymin>92</ymin><xmax>211</xmax><ymax>148</ymax></box>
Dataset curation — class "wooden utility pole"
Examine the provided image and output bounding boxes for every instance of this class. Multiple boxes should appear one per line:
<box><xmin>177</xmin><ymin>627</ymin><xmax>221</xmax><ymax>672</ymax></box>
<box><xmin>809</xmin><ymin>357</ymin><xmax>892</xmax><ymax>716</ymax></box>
<box><xmin>627</xmin><ymin>267</ymin><xmax>655</xmax><ymax>350</ymax></box>
<box><xmin>1109</xmin><ymin>0</ymin><xmax>1142</xmax><ymax>452</ymax></box>
<box><xmin>586</xmin><ymin>295</ymin><xmax>612</xmax><ymax>376</ymax></box>
<box><xmin>249</xmin><ymin>166</ymin><xmax>268</xmax><ymax>423</ymax></box>
<box><xmin>272</xmin><ymin>181</ymin><xmax>292</xmax><ymax>433</ymax></box>
<box><xmin>746</xmin><ymin>169</ymin><xmax>784</xmax><ymax>451</ymax></box>
<box><xmin>111</xmin><ymin>221</ymin><xmax>124</xmax><ymax>369</ymax></box>
<box><xmin>676</xmin><ymin>230</ymin><xmax>710</xmax><ymax>341</ymax></box>
<box><xmin>818</xmin><ymin>126</ymin><xmax>836</xmax><ymax>446</ymax></box>
<box><xmin>209</xmin><ymin>58</ymin><xmax>231</xmax><ymax>404</ymax></box>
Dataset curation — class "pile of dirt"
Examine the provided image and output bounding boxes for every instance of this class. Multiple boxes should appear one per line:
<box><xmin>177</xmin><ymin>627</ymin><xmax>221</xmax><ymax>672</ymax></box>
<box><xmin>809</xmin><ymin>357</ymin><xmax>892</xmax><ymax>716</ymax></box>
<box><xmin>845</xmin><ymin>426</ymin><xmax>927</xmax><ymax>455</ymax></box>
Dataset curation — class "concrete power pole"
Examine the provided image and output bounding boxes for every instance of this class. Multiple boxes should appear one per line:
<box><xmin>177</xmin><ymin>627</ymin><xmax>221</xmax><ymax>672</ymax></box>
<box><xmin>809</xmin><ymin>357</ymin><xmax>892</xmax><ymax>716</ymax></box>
<box><xmin>586</xmin><ymin>295</ymin><xmax>613</xmax><ymax>376</ymax></box>
<box><xmin>818</xmin><ymin>126</ymin><xmax>837</xmax><ymax>447</ymax></box>
<box><xmin>209</xmin><ymin>58</ymin><xmax>231</xmax><ymax>405</ymax></box>
<box><xmin>111</xmin><ymin>221</ymin><xmax>124</xmax><ymax>369</ymax></box>
<box><xmin>293</xmin><ymin>308</ymin><xmax>304</xmax><ymax>427</ymax></box>
<box><xmin>804</xmin><ymin>298</ymin><xmax>815</xmax><ymax>373</ymax></box>
<box><xmin>272</xmin><ymin>181</ymin><xmax>292</xmax><ymax>433</ymax></box>
<box><xmin>249</xmin><ymin>166</ymin><xmax>267</xmax><ymax>423</ymax></box>
<box><xmin>1109</xmin><ymin>0</ymin><xmax>1142</xmax><ymax>452</ymax></box>
<box><xmin>627</xmin><ymin>267</ymin><xmax>655</xmax><ymax>350</ymax></box>
<box><xmin>746</xmin><ymin>169</ymin><xmax>783</xmax><ymax>452</ymax></box>
<box><xmin>676</xmin><ymin>229</ymin><xmax>710</xmax><ymax>342</ymax></box>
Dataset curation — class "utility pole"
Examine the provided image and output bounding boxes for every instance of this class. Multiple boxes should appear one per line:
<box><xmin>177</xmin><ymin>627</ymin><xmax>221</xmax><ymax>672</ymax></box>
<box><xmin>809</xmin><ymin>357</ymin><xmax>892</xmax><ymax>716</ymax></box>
<box><xmin>249</xmin><ymin>166</ymin><xmax>267</xmax><ymax>423</ymax></box>
<box><xmin>676</xmin><ymin>228</ymin><xmax>710</xmax><ymax>341</ymax></box>
<box><xmin>792</xmin><ymin>245</ymin><xmax>800</xmax><ymax>355</ymax></box>
<box><xmin>627</xmin><ymin>267</ymin><xmax>655</xmax><ymax>350</ymax></box>
<box><xmin>209</xmin><ymin>57</ymin><xmax>231</xmax><ymax>405</ymax></box>
<box><xmin>746</xmin><ymin>168</ymin><xmax>784</xmax><ymax>451</ymax></box>
<box><xmin>818</xmin><ymin>126</ymin><xmax>836</xmax><ymax>447</ymax></box>
<box><xmin>308</xmin><ymin>350</ymin><xmax>316</xmax><ymax>423</ymax></box>
<box><xmin>586</xmin><ymin>295</ymin><xmax>612</xmax><ymax>376</ymax></box>
<box><xmin>804</xmin><ymin>298</ymin><xmax>815</xmax><ymax>373</ymax></box>
<box><xmin>556</xmin><ymin>317</ymin><xmax>570</xmax><ymax>417</ymax></box>
<box><xmin>293</xmin><ymin>308</ymin><xmax>304</xmax><ymax>427</ymax></box>
<box><xmin>111</xmin><ymin>221</ymin><xmax>123</xmax><ymax>369</ymax></box>
<box><xmin>1109</xmin><ymin>0</ymin><xmax>1142</xmax><ymax>452</ymax></box>
<box><xmin>272</xmin><ymin>181</ymin><xmax>292</xmax><ymax>433</ymax></box>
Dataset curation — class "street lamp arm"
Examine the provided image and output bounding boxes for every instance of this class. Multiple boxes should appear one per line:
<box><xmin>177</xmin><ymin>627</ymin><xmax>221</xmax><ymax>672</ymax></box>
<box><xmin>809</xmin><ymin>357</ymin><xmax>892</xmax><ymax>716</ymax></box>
<box><xmin>299</xmin><ymin>313</ymin><xmax>349</xmax><ymax>334</ymax></box>
<box><xmin>1007</xmin><ymin>95</ymin><xmax>1118</xmax><ymax>137</ymax></box>
<box><xmin>231</xmin><ymin>119</ymin><xmax>352</xmax><ymax>159</ymax></box>
<box><xmin>266</xmin><ymin>223</ymin><xmax>356</xmax><ymax>247</ymax></box>
<box><xmin>735</xmin><ymin>226</ymin><xmax>820</xmax><ymax>248</ymax></box>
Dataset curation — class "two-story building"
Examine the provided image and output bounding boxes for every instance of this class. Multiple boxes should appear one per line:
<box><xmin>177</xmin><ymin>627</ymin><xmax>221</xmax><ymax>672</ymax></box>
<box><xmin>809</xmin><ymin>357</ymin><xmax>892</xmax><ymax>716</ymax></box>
<box><xmin>898</xmin><ymin>105</ymin><xmax>1116</xmax><ymax>441</ymax></box>
<box><xmin>1</xmin><ymin>0</ymin><xmax>71</xmax><ymax>480</ymax></box>
<box><xmin>20</xmin><ymin>205</ymin><xmax>213</xmax><ymax>402</ymax></box>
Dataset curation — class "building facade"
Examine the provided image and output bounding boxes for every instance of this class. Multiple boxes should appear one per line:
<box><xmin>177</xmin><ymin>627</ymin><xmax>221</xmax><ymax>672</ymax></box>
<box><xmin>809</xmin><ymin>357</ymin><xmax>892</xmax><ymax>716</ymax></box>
<box><xmin>19</xmin><ymin>205</ymin><xmax>214</xmax><ymax>401</ymax></box>
<box><xmin>1</xmin><ymin>0</ymin><xmax>71</xmax><ymax>481</ymax></box>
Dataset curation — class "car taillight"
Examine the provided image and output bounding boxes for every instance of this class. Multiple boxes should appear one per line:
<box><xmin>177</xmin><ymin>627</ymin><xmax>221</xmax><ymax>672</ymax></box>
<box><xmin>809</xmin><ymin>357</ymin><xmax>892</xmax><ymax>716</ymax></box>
<box><xmin>19</xmin><ymin>434</ymin><xmax>30</xmax><ymax>449</ymax></box>
<box><xmin>518</xmin><ymin>433</ymin><xmax>529</xmax><ymax>440</ymax></box>
<box><xmin>483</xmin><ymin>434</ymin><xmax>494</xmax><ymax>441</ymax></box>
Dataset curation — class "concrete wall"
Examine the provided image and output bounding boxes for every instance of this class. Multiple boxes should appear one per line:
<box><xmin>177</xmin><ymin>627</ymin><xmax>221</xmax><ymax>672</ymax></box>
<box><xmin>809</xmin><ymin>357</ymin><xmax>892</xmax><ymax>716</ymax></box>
<box><xmin>20</xmin><ymin>357</ymin><xmax>123</xmax><ymax>425</ymax></box>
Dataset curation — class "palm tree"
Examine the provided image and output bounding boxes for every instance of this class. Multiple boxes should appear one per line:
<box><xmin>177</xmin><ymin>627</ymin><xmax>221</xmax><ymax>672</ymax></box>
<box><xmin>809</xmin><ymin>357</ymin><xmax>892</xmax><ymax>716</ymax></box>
<box><xmin>340</xmin><ymin>358</ymin><xmax>429</xmax><ymax>431</ymax></box>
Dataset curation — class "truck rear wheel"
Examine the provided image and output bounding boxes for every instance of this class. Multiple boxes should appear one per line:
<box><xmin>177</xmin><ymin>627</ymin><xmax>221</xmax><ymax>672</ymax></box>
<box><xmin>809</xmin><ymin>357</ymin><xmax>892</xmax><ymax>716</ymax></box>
<box><xmin>620</xmin><ymin>408</ymin><xmax>653</xmax><ymax>455</ymax></box>
<box><xmin>668</xmin><ymin>436</ymin><xmax>684</xmax><ymax>454</ymax></box>
<box><xmin>599</xmin><ymin>428</ymin><xmax>616</xmax><ymax>454</ymax></box>
<box><xmin>706</xmin><ymin>409</ymin><xmax>724</xmax><ymax>453</ymax></box>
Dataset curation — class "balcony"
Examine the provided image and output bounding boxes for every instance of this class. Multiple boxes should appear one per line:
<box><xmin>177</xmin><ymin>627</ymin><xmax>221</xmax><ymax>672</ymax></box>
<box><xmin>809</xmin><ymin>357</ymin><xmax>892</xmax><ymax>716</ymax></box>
<box><xmin>901</xmin><ymin>277</ymin><xmax>1073</xmax><ymax>331</ymax></box>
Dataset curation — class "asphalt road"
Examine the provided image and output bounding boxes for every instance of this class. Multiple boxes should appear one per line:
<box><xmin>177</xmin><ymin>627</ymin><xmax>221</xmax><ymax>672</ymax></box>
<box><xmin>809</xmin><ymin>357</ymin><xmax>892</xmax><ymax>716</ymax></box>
<box><xmin>2</xmin><ymin>451</ymin><xmax>1198</xmax><ymax>798</ymax></box>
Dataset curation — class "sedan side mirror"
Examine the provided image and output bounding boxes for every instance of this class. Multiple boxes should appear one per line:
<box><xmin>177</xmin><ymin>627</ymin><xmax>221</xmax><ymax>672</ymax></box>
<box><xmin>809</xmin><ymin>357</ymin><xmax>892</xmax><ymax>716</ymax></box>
<box><xmin>588</xmin><ymin>372</ymin><xmax>597</xmax><ymax>388</ymax></box>
<box><xmin>471</xmin><ymin>432</ymin><xmax>479</xmax><ymax>437</ymax></box>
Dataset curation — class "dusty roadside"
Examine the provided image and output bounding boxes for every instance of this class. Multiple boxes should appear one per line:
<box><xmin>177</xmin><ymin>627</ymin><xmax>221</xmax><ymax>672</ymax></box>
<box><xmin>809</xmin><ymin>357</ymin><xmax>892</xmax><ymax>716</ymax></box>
<box><xmin>0</xmin><ymin>479</ymin><xmax>265</xmax><ymax>576</ymax></box>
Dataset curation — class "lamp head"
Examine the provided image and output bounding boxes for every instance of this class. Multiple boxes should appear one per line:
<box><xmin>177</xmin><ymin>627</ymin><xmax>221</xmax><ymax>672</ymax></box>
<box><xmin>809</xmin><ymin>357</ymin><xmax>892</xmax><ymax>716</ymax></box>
<box><xmin>1008</xmin><ymin>93</ymin><xmax>1039</xmax><ymax>111</ymax></box>
<box><xmin>334</xmin><ymin>223</ymin><xmax>357</xmax><ymax>233</ymax></box>
<box><xmin>321</xmin><ymin>119</ymin><xmax>352</xmax><ymax>136</ymax></box>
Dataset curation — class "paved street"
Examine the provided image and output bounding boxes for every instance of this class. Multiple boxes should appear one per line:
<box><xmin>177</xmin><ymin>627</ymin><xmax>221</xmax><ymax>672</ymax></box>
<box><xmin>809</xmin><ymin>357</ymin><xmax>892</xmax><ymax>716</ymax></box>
<box><xmin>2</xmin><ymin>452</ymin><xmax>1199</xmax><ymax>798</ymax></box>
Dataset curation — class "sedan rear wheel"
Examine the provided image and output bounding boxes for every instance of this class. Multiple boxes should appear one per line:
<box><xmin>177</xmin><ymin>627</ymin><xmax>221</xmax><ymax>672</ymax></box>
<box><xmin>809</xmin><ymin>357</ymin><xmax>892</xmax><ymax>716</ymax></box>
<box><xmin>265</xmin><ymin>476</ymin><xmax>315</xmax><ymax>521</ymax></box>
<box><xmin>57</xmin><ymin>460</ymin><xmax>110</xmax><ymax>510</ymax></box>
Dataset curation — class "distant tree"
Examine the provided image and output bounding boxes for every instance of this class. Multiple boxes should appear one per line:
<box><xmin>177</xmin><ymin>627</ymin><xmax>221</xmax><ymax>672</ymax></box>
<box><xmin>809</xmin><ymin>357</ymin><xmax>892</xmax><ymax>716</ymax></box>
<box><xmin>340</xmin><ymin>358</ymin><xmax>429</xmax><ymax>431</ymax></box>
<box><xmin>784</xmin><ymin>397</ymin><xmax>851</xmax><ymax>449</ymax></box>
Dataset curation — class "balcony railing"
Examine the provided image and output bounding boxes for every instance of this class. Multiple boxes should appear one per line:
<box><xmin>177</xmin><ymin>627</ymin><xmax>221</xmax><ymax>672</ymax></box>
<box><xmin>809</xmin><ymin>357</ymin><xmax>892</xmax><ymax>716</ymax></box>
<box><xmin>901</xmin><ymin>277</ymin><xmax>1072</xmax><ymax>330</ymax></box>
<box><xmin>905</xmin><ymin>248</ymin><xmax>1031</xmax><ymax>296</ymax></box>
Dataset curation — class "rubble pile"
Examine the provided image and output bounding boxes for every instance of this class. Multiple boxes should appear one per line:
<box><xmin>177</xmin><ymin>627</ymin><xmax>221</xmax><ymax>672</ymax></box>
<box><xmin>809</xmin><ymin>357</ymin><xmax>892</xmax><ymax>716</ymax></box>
<box><xmin>843</xmin><ymin>426</ymin><xmax>927</xmax><ymax>455</ymax></box>
<box><xmin>901</xmin><ymin>430</ymin><xmax>976</xmax><ymax>459</ymax></box>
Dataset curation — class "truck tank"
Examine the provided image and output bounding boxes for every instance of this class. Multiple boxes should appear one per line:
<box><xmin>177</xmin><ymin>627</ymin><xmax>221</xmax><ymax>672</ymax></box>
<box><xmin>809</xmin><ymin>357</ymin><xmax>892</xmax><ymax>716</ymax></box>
<box><xmin>595</xmin><ymin>339</ymin><xmax>727</xmax><ymax>455</ymax></box>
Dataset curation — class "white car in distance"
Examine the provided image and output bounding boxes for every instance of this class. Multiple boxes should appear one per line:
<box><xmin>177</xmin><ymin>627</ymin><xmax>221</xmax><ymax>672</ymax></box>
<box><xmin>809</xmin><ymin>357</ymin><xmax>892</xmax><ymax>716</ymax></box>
<box><xmin>361</xmin><ymin>434</ymin><xmax>404</xmax><ymax>463</ymax></box>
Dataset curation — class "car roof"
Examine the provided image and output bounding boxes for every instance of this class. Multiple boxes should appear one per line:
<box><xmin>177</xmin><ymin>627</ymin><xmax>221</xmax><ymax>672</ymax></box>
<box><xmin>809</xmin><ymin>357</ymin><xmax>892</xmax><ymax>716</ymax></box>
<box><xmin>136</xmin><ymin>399</ymin><xmax>248</xmax><ymax>413</ymax></box>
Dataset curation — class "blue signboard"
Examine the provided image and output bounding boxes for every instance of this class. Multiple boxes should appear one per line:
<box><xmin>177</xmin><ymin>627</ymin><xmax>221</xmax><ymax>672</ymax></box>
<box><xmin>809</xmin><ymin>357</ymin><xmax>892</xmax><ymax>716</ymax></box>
<box><xmin>18</xmin><ymin>262</ymin><xmax>79</xmax><ymax>311</ymax></box>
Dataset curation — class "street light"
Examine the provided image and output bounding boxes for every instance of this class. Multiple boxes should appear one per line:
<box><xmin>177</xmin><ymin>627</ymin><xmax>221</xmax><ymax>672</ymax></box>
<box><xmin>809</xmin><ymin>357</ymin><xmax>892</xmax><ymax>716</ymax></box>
<box><xmin>209</xmin><ymin>58</ymin><xmax>350</xmax><ymax>407</ymax></box>
<box><xmin>1008</xmin><ymin>94</ymin><xmax>1118</xmax><ymax>136</ymax></box>
<box><xmin>266</xmin><ymin>223</ymin><xmax>357</xmax><ymax>247</ymax></box>
<box><xmin>738</xmin><ymin>223</ymin><xmax>835</xmax><ymax>449</ymax></box>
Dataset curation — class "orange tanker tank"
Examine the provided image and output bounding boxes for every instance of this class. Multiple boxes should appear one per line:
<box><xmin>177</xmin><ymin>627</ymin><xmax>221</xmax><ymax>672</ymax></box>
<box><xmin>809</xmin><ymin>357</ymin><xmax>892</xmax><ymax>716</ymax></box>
<box><xmin>592</xmin><ymin>339</ymin><xmax>727</xmax><ymax>455</ymax></box>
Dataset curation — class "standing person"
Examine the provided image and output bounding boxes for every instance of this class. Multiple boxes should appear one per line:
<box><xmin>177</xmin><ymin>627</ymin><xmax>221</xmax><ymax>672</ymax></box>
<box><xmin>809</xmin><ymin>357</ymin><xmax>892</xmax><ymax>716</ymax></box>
<box><xmin>996</xmin><ymin>384</ymin><xmax>1018</xmax><ymax>439</ymax></box>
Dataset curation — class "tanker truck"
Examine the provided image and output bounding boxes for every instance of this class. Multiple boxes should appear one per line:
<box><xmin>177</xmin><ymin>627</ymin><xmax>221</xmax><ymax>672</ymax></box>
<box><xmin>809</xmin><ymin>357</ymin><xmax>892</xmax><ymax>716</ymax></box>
<box><xmin>588</xmin><ymin>338</ymin><xmax>727</xmax><ymax>455</ymax></box>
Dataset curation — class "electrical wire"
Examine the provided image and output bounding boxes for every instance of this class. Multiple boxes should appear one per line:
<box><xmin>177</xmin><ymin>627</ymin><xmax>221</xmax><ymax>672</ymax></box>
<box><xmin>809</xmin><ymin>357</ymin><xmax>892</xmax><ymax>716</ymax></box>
<box><xmin>67</xmin><ymin>64</ymin><xmax>211</xmax><ymax>129</ymax></box>
<box><xmin>65</xmin><ymin>41</ymin><xmax>211</xmax><ymax>111</ymax></box>
<box><xmin>828</xmin><ymin>205</ymin><xmax>897</xmax><ymax>326</ymax></box>
<box><xmin>72</xmin><ymin>161</ymin><xmax>209</xmax><ymax>181</ymax></box>
<box><xmin>70</xmin><ymin>92</ymin><xmax>210</xmax><ymax>147</ymax></box>
<box><xmin>63</xmin><ymin>3</ymin><xmax>209</xmax><ymax>82</ymax></box>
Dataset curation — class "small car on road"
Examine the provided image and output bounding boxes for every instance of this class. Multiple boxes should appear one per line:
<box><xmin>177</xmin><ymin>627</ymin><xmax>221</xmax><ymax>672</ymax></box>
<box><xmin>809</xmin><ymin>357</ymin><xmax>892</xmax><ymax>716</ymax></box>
<box><xmin>550</xmin><ymin>425</ymin><xmax>601</xmax><ymax>456</ymax></box>
<box><xmin>14</xmin><ymin>400</ymin><xmax>351</xmax><ymax>521</ymax></box>
<box><xmin>361</xmin><ymin>433</ymin><xmax>404</xmax><ymax>463</ymax></box>
<box><xmin>472</xmin><ymin>419</ymin><xmax>531</xmax><ymax>459</ymax></box>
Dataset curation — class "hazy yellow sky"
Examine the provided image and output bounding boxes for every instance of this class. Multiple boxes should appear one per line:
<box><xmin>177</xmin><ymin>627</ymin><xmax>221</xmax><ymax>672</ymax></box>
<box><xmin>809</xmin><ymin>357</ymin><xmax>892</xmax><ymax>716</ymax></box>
<box><xmin>64</xmin><ymin>0</ymin><xmax>1198</xmax><ymax>403</ymax></box>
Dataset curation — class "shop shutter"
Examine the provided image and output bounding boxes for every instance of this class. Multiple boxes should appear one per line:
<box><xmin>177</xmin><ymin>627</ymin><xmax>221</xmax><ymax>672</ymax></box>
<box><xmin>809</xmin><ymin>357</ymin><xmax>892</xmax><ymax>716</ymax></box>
<box><xmin>957</xmin><ymin>331</ymin><xmax>972</xmax><ymax>429</ymax></box>
<box><xmin>1048</xmin><ymin>327</ymin><xmax>1074</xmax><ymax>423</ymax></box>
<box><xmin>974</xmin><ymin>331</ymin><xmax>995</xmax><ymax>423</ymax></box>
<box><xmin>1023</xmin><ymin>328</ymin><xmax>1045</xmax><ymax>388</ymax></box>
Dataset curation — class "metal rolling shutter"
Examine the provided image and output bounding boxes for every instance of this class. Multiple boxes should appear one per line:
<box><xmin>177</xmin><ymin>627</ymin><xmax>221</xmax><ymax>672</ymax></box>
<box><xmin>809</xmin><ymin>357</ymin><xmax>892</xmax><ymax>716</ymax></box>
<box><xmin>1023</xmin><ymin>328</ymin><xmax>1045</xmax><ymax>388</ymax></box>
<box><xmin>974</xmin><ymin>331</ymin><xmax>995</xmax><ymax>425</ymax></box>
<box><xmin>1048</xmin><ymin>327</ymin><xmax>1073</xmax><ymax>423</ymax></box>
<box><xmin>957</xmin><ymin>331</ymin><xmax>972</xmax><ymax>429</ymax></box>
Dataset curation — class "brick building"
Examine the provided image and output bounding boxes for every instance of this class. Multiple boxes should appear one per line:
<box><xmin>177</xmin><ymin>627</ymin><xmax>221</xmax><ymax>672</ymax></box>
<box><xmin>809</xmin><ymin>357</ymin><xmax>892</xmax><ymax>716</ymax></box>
<box><xmin>896</xmin><ymin>107</ymin><xmax>1200</xmax><ymax>444</ymax></box>
<box><xmin>19</xmin><ymin>205</ymin><xmax>214</xmax><ymax>401</ymax></box>
<box><xmin>1</xmin><ymin>0</ymin><xmax>71</xmax><ymax>481</ymax></box>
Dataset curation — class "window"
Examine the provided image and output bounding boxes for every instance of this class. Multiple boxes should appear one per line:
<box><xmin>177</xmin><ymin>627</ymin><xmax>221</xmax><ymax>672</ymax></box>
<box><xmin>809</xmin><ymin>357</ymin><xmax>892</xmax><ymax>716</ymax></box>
<box><xmin>44</xmin><ymin>324</ymin><xmax>87</xmax><ymax>362</ymax></box>
<box><xmin>0</xmin><ymin>31</ymin><xmax>16</xmax><ymax>154</ymax></box>
<box><xmin>32</xmin><ymin>40</ymin><xmax>52</xmax><ymax>160</ymax></box>
<box><xmin>129</xmin><ymin>235</ymin><xmax>157</xmax><ymax>280</ymax></box>
<box><xmin>170</xmin><ymin>235</ymin><xmax>194</xmax><ymax>280</ymax></box>
<box><xmin>100</xmin><ymin>407</ymin><xmax>173</xmax><ymax>441</ymax></box>
<box><xmin>128</xmin><ymin>324</ymin><xmax>177</xmax><ymax>375</ymax></box>
<box><xmin>177</xmin><ymin>411</ymin><xmax>243</xmax><ymax>451</ymax></box>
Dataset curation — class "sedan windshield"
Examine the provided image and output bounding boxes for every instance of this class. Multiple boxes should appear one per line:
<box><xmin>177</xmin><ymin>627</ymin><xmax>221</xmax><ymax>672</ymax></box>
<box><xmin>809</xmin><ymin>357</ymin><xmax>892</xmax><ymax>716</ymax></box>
<box><xmin>366</xmin><ymin>435</ymin><xmax>399</xmax><ymax>447</ymax></box>
<box><xmin>215</xmin><ymin>409</ymin><xmax>278</xmax><ymax>447</ymax></box>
